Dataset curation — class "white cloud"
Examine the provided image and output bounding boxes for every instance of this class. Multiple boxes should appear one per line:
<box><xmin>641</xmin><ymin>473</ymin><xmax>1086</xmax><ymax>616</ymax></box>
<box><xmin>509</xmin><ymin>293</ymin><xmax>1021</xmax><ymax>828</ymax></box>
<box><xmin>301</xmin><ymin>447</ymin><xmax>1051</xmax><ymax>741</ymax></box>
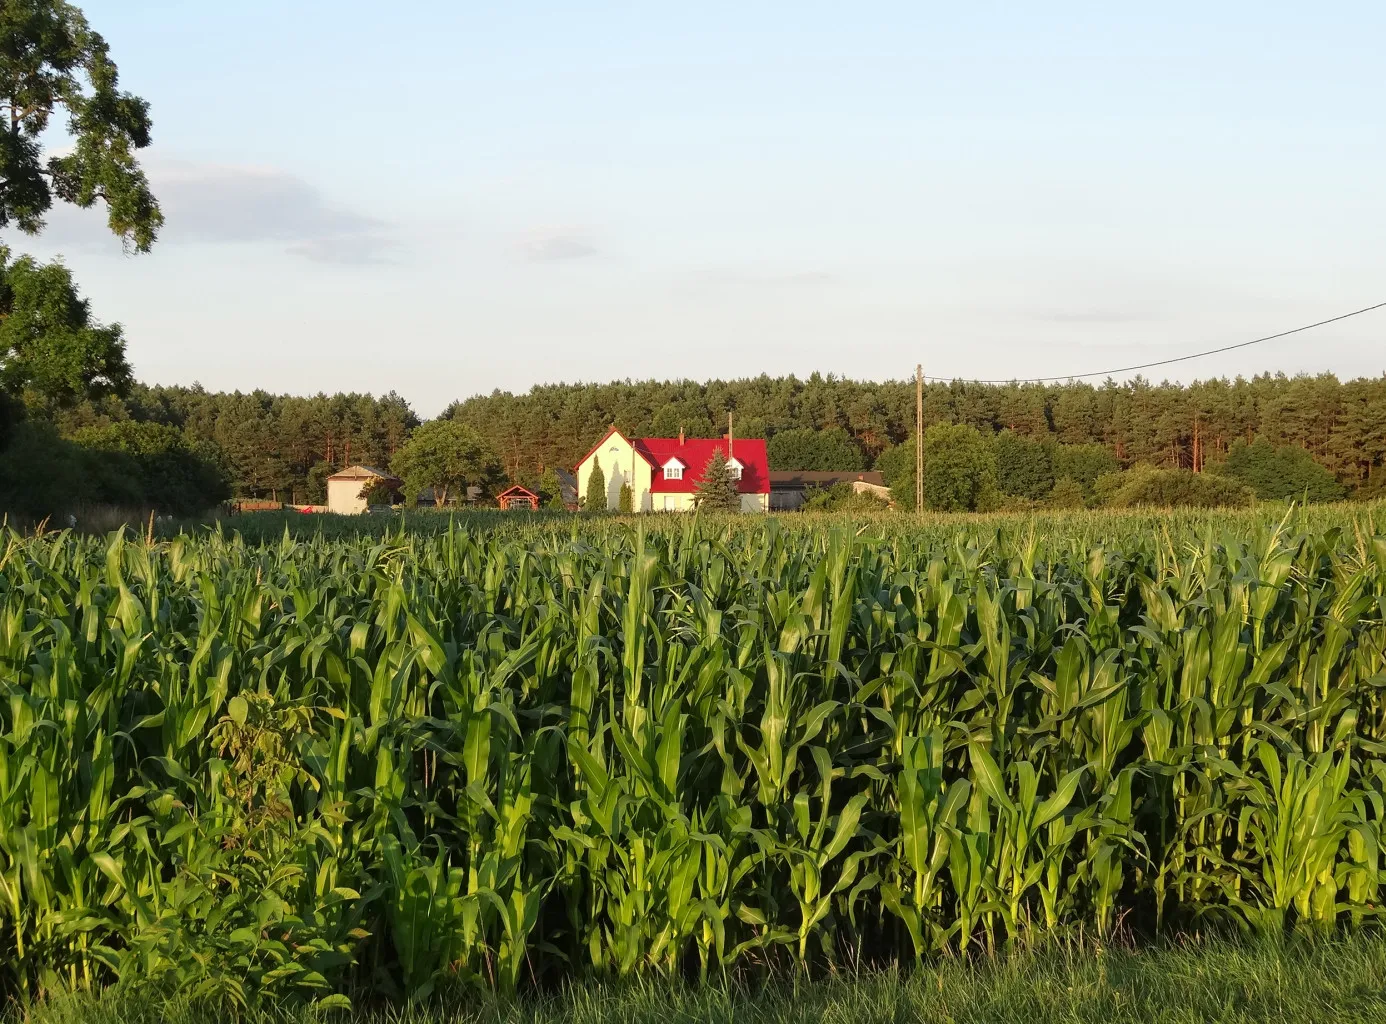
<box><xmin>45</xmin><ymin>160</ymin><xmax>399</xmax><ymax>264</ymax></box>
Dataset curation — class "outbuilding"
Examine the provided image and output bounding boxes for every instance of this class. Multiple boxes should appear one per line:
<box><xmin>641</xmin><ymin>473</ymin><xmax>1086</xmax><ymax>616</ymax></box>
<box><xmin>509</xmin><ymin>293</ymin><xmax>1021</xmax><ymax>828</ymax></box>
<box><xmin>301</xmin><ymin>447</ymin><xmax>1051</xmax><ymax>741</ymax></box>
<box><xmin>768</xmin><ymin>471</ymin><xmax>890</xmax><ymax>510</ymax></box>
<box><xmin>325</xmin><ymin>465</ymin><xmax>402</xmax><ymax>515</ymax></box>
<box><xmin>497</xmin><ymin>484</ymin><xmax>540</xmax><ymax>510</ymax></box>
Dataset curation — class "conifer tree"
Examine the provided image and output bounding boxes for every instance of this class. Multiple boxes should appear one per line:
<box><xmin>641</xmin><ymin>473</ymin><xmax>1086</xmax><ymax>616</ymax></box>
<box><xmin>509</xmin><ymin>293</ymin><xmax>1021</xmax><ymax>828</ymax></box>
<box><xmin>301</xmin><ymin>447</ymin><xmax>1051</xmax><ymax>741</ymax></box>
<box><xmin>694</xmin><ymin>449</ymin><xmax>741</xmax><ymax>512</ymax></box>
<box><xmin>585</xmin><ymin>456</ymin><xmax>606</xmax><ymax>511</ymax></box>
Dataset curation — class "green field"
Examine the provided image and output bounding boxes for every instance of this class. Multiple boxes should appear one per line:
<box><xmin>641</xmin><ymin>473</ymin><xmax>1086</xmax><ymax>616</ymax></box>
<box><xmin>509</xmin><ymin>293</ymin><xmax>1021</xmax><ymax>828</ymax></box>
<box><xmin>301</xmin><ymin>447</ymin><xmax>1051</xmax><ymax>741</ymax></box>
<box><xmin>3</xmin><ymin>504</ymin><xmax>1386</xmax><ymax>1017</ymax></box>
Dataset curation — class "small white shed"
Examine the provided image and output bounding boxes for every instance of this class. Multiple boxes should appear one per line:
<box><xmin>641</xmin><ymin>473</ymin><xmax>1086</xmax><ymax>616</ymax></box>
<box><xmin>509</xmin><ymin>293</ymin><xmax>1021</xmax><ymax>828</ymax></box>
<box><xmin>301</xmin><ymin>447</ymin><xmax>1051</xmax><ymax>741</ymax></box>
<box><xmin>326</xmin><ymin>465</ymin><xmax>402</xmax><ymax>515</ymax></box>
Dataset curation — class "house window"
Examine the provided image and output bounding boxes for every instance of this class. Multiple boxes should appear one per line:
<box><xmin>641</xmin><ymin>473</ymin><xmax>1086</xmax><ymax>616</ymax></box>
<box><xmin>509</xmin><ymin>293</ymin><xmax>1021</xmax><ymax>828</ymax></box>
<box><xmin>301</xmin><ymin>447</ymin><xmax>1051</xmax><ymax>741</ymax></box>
<box><xmin>728</xmin><ymin>458</ymin><xmax>744</xmax><ymax>481</ymax></box>
<box><xmin>665</xmin><ymin>465</ymin><xmax>683</xmax><ymax>480</ymax></box>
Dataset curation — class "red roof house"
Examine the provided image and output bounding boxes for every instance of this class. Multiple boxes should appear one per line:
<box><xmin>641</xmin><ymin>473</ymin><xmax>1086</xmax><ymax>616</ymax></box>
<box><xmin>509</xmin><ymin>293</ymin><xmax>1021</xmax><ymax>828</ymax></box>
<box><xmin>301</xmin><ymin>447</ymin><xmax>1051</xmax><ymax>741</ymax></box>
<box><xmin>575</xmin><ymin>426</ymin><xmax>770</xmax><ymax>512</ymax></box>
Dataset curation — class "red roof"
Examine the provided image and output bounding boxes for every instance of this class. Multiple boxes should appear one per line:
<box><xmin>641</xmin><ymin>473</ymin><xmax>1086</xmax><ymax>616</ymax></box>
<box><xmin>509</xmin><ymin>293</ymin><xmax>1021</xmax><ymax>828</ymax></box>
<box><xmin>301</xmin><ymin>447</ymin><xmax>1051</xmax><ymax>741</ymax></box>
<box><xmin>636</xmin><ymin>436</ymin><xmax>769</xmax><ymax>494</ymax></box>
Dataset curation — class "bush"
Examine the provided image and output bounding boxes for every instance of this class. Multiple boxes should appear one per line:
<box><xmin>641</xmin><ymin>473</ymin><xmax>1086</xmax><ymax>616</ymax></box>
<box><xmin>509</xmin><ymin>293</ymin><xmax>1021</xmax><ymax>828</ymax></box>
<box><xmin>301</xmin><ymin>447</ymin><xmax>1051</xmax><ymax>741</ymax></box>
<box><xmin>1095</xmin><ymin>464</ymin><xmax>1253</xmax><ymax>509</ymax></box>
<box><xmin>1215</xmin><ymin>438</ymin><xmax>1344</xmax><ymax>503</ymax></box>
<box><xmin>800</xmin><ymin>481</ymin><xmax>891</xmax><ymax>512</ymax></box>
<box><xmin>1048</xmin><ymin>476</ymin><xmax>1087</xmax><ymax>509</ymax></box>
<box><xmin>71</xmin><ymin>420</ymin><xmax>230</xmax><ymax>516</ymax></box>
<box><xmin>618</xmin><ymin>482</ymin><xmax>634</xmax><ymax>513</ymax></box>
<box><xmin>0</xmin><ymin>419</ymin><xmax>228</xmax><ymax>522</ymax></box>
<box><xmin>0</xmin><ymin>421</ymin><xmax>93</xmax><ymax>521</ymax></box>
<box><xmin>1051</xmin><ymin>443</ymin><xmax>1120</xmax><ymax>498</ymax></box>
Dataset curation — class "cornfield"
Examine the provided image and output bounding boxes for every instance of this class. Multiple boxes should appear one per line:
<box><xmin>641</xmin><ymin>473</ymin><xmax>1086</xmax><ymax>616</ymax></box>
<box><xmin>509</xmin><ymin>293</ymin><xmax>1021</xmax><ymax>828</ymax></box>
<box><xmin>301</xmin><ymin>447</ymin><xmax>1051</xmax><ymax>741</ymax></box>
<box><xmin>2</xmin><ymin>505</ymin><xmax>1385</xmax><ymax>1008</ymax></box>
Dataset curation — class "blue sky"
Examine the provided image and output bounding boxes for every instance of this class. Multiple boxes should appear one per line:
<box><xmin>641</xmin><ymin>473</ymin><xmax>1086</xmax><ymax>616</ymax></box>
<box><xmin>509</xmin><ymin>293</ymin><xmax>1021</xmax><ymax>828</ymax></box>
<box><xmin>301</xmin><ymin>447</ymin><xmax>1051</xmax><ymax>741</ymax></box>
<box><xmin>28</xmin><ymin>1</ymin><xmax>1386</xmax><ymax>415</ymax></box>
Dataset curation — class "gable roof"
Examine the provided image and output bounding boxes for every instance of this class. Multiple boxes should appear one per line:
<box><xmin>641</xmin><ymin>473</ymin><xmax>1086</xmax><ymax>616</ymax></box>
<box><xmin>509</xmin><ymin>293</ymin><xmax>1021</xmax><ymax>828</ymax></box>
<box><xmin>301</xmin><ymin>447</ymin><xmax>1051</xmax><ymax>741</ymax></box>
<box><xmin>575</xmin><ymin>426</ymin><xmax>656</xmax><ymax>472</ymax></box>
<box><xmin>496</xmin><ymin>484</ymin><xmax>539</xmax><ymax>499</ymax></box>
<box><xmin>637</xmin><ymin>436</ymin><xmax>770</xmax><ymax>494</ymax></box>
<box><xmin>328</xmin><ymin>465</ymin><xmax>401</xmax><ymax>483</ymax></box>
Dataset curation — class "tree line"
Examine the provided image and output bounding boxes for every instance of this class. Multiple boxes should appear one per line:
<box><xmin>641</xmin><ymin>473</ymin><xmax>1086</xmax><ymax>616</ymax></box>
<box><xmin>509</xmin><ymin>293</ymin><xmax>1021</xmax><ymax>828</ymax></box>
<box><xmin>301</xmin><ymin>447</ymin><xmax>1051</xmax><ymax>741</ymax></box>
<box><xmin>2</xmin><ymin>370</ymin><xmax>1371</xmax><ymax>520</ymax></box>
<box><xmin>444</xmin><ymin>372</ymin><xmax>1386</xmax><ymax>496</ymax></box>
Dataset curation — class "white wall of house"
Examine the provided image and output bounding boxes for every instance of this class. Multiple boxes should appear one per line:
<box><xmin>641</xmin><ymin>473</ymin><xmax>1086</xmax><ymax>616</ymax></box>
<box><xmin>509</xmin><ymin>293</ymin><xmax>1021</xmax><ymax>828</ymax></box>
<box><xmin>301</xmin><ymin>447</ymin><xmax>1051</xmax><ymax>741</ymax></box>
<box><xmin>741</xmin><ymin>492</ymin><xmax>770</xmax><ymax>512</ymax></box>
<box><xmin>655</xmin><ymin>492</ymin><xmax>695</xmax><ymax>512</ymax></box>
<box><xmin>326</xmin><ymin>478</ymin><xmax>368</xmax><ymax>515</ymax></box>
<box><xmin>577</xmin><ymin>433</ymin><xmax>653</xmax><ymax>511</ymax></box>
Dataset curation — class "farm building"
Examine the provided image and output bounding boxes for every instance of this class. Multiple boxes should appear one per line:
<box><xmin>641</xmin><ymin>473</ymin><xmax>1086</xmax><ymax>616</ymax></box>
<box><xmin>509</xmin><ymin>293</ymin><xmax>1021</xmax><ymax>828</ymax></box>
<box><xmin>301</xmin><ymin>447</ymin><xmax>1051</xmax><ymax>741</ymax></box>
<box><xmin>325</xmin><ymin>465</ymin><xmax>402</xmax><ymax>515</ymax></box>
<box><xmin>768</xmin><ymin>471</ymin><xmax>890</xmax><ymax>510</ymax></box>
<box><xmin>575</xmin><ymin>427</ymin><xmax>770</xmax><ymax>512</ymax></box>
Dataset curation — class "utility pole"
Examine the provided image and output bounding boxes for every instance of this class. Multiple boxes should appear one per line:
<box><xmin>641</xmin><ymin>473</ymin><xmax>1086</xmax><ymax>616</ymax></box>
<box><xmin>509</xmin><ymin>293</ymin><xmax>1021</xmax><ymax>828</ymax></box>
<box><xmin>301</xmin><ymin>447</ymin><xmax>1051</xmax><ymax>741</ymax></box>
<box><xmin>915</xmin><ymin>364</ymin><xmax>924</xmax><ymax>514</ymax></box>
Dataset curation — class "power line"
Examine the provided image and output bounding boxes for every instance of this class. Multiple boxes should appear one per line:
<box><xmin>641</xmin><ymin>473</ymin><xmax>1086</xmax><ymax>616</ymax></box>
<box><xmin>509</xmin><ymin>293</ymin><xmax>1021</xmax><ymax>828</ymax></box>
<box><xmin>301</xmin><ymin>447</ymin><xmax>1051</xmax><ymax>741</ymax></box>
<box><xmin>923</xmin><ymin>300</ymin><xmax>1386</xmax><ymax>385</ymax></box>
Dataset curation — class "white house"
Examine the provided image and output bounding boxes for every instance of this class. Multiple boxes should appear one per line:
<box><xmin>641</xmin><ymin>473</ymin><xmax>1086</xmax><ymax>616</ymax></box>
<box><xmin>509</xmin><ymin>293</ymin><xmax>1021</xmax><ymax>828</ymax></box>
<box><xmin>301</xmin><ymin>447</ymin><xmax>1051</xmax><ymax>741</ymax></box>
<box><xmin>325</xmin><ymin>465</ymin><xmax>401</xmax><ymax>515</ymax></box>
<box><xmin>575</xmin><ymin>427</ymin><xmax>771</xmax><ymax>512</ymax></box>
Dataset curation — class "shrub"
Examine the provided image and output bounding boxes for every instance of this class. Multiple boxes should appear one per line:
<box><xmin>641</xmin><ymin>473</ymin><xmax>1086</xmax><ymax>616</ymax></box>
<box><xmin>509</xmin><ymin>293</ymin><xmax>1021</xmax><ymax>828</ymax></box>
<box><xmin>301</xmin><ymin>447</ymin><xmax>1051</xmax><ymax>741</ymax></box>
<box><xmin>800</xmin><ymin>481</ymin><xmax>891</xmax><ymax>512</ymax></box>
<box><xmin>70</xmin><ymin>420</ymin><xmax>230</xmax><ymax>517</ymax></box>
<box><xmin>1095</xmin><ymin>464</ymin><xmax>1253</xmax><ymax>509</ymax></box>
<box><xmin>1051</xmin><ymin>444</ymin><xmax>1120</xmax><ymax>498</ymax></box>
<box><xmin>1215</xmin><ymin>438</ymin><xmax>1344</xmax><ymax>503</ymax></box>
<box><xmin>1048</xmin><ymin>476</ymin><xmax>1087</xmax><ymax>509</ymax></box>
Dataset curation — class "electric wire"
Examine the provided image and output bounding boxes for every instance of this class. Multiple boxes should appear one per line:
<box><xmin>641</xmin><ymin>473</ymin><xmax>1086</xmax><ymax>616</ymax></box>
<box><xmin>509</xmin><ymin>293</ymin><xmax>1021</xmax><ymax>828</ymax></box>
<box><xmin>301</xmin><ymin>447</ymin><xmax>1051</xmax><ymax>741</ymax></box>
<box><xmin>923</xmin><ymin>300</ymin><xmax>1386</xmax><ymax>384</ymax></box>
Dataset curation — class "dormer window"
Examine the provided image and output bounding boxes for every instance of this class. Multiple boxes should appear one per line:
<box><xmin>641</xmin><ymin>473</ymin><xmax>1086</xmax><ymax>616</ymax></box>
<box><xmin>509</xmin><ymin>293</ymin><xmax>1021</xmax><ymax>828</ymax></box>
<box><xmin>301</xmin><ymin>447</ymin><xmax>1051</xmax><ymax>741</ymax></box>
<box><xmin>663</xmin><ymin>457</ymin><xmax>685</xmax><ymax>481</ymax></box>
<box><xmin>728</xmin><ymin>457</ymin><xmax>744</xmax><ymax>481</ymax></box>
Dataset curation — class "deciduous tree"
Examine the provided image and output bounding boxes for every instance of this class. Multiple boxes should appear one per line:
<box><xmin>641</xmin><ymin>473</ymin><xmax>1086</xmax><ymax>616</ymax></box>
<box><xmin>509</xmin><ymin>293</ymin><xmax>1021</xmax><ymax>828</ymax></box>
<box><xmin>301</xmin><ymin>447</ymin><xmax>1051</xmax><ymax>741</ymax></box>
<box><xmin>922</xmin><ymin>423</ymin><xmax>997</xmax><ymax>512</ymax></box>
<box><xmin>0</xmin><ymin>248</ymin><xmax>129</xmax><ymax>407</ymax></box>
<box><xmin>391</xmin><ymin>419</ymin><xmax>500</xmax><ymax>507</ymax></box>
<box><xmin>0</xmin><ymin>0</ymin><xmax>162</xmax><ymax>250</ymax></box>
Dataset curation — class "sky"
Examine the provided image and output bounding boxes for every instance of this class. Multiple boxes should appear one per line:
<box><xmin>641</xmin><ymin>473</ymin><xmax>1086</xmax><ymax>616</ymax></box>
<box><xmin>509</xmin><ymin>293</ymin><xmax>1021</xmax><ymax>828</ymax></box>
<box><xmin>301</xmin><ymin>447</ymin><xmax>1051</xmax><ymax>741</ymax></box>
<box><xmin>25</xmin><ymin>1</ymin><xmax>1386</xmax><ymax>416</ymax></box>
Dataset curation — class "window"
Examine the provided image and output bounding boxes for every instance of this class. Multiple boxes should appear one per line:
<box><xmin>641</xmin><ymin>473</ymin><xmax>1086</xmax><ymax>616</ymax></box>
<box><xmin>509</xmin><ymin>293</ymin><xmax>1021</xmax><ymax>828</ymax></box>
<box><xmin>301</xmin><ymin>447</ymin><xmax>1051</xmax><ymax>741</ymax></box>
<box><xmin>728</xmin><ymin>457</ymin><xmax>744</xmax><ymax>481</ymax></box>
<box><xmin>664</xmin><ymin>466</ymin><xmax>683</xmax><ymax>480</ymax></box>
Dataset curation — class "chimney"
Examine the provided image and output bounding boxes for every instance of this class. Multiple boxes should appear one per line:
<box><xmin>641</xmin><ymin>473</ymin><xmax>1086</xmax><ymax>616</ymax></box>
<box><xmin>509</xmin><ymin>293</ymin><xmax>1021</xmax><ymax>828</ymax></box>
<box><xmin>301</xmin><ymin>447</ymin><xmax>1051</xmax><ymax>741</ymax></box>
<box><xmin>679</xmin><ymin>426</ymin><xmax>685</xmax><ymax>446</ymax></box>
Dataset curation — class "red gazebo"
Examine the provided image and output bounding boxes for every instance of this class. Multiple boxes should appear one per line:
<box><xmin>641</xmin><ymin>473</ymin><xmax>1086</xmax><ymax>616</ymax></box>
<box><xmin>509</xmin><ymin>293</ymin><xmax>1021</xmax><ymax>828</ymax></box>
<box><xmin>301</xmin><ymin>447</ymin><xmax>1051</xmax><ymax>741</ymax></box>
<box><xmin>497</xmin><ymin>485</ymin><xmax>540</xmax><ymax>511</ymax></box>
